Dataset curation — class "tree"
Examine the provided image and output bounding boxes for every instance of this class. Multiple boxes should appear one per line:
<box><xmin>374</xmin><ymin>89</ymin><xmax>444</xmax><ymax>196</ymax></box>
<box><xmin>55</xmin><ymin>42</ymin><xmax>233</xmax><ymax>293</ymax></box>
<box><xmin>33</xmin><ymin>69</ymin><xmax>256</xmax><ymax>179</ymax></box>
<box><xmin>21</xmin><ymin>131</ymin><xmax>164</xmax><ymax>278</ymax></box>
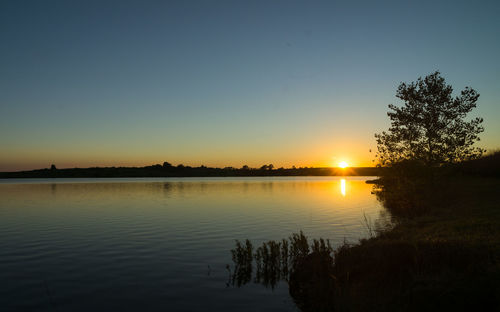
<box><xmin>375</xmin><ymin>71</ymin><xmax>484</xmax><ymax>167</ymax></box>
<box><xmin>260</xmin><ymin>164</ymin><xmax>274</xmax><ymax>170</ymax></box>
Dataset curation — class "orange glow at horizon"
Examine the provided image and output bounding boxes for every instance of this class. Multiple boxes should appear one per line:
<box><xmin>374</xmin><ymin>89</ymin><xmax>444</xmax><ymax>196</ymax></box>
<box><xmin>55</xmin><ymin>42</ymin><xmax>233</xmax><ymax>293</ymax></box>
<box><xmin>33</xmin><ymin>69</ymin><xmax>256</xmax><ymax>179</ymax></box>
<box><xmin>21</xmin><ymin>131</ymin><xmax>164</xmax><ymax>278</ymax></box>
<box><xmin>0</xmin><ymin>130</ymin><xmax>379</xmax><ymax>171</ymax></box>
<box><xmin>0</xmin><ymin>140</ymin><xmax>377</xmax><ymax>171</ymax></box>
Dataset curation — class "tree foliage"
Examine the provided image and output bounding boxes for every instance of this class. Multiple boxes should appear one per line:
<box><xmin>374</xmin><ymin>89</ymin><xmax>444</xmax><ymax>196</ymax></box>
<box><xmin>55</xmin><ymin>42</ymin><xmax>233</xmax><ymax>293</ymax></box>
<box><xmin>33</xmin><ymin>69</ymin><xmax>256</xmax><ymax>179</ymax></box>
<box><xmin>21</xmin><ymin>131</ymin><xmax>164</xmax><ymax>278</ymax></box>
<box><xmin>375</xmin><ymin>71</ymin><xmax>484</xmax><ymax>166</ymax></box>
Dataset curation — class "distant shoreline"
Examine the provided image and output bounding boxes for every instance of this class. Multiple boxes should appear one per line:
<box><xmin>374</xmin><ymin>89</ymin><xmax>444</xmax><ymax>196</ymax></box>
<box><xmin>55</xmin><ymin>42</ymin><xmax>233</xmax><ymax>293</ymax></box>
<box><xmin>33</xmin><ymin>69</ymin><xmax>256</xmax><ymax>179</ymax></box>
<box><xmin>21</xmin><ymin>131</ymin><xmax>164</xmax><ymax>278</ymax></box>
<box><xmin>0</xmin><ymin>165</ymin><xmax>379</xmax><ymax>179</ymax></box>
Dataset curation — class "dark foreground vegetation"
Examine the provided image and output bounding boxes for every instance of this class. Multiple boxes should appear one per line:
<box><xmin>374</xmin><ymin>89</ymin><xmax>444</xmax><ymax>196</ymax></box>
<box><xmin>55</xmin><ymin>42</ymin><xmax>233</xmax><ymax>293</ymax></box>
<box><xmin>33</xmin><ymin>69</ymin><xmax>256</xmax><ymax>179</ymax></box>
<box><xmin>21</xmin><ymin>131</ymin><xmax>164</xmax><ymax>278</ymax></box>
<box><xmin>0</xmin><ymin>164</ymin><xmax>378</xmax><ymax>178</ymax></box>
<box><xmin>229</xmin><ymin>153</ymin><xmax>500</xmax><ymax>311</ymax></box>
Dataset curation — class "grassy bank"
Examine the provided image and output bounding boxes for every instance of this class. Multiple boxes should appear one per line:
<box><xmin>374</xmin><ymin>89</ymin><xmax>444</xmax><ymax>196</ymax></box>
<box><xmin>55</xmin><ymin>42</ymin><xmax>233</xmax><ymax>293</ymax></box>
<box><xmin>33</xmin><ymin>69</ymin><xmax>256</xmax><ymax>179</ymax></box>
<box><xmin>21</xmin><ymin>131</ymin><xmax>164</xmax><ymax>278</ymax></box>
<box><xmin>330</xmin><ymin>176</ymin><xmax>500</xmax><ymax>311</ymax></box>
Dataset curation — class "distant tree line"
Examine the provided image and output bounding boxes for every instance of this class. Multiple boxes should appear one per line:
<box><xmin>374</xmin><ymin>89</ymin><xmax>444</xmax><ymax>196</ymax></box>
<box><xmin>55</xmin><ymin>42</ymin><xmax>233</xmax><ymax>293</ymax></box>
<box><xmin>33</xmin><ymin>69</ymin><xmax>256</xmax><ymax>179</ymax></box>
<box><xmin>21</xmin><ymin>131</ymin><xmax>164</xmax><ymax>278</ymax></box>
<box><xmin>0</xmin><ymin>163</ymin><xmax>379</xmax><ymax>178</ymax></box>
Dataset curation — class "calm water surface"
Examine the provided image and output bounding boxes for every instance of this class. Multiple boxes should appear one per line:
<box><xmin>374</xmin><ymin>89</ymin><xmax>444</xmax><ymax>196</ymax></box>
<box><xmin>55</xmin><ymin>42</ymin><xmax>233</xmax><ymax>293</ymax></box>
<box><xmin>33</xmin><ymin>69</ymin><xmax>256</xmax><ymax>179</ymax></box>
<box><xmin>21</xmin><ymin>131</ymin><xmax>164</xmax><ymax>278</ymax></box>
<box><xmin>0</xmin><ymin>177</ymin><xmax>384</xmax><ymax>311</ymax></box>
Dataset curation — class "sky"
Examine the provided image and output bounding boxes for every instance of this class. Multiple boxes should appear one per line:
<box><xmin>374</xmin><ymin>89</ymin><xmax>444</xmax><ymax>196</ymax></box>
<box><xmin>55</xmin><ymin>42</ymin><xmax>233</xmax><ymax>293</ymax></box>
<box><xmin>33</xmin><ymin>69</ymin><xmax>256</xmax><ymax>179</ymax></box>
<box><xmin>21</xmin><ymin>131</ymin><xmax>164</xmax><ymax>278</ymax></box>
<box><xmin>1</xmin><ymin>0</ymin><xmax>499</xmax><ymax>171</ymax></box>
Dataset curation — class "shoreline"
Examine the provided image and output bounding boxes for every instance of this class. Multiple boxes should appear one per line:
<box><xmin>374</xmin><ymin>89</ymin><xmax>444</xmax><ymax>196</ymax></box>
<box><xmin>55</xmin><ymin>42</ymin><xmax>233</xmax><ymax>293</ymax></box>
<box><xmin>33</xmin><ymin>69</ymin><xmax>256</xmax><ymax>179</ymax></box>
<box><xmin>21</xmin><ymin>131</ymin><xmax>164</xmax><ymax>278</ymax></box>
<box><xmin>310</xmin><ymin>175</ymin><xmax>500</xmax><ymax>310</ymax></box>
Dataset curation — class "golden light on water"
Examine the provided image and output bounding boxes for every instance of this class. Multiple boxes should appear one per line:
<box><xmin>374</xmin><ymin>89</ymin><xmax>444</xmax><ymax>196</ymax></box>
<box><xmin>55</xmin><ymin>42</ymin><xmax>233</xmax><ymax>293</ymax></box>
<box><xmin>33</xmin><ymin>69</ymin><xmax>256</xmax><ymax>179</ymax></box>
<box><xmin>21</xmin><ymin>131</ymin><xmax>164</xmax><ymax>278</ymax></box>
<box><xmin>339</xmin><ymin>161</ymin><xmax>348</xmax><ymax>168</ymax></box>
<box><xmin>340</xmin><ymin>179</ymin><xmax>346</xmax><ymax>196</ymax></box>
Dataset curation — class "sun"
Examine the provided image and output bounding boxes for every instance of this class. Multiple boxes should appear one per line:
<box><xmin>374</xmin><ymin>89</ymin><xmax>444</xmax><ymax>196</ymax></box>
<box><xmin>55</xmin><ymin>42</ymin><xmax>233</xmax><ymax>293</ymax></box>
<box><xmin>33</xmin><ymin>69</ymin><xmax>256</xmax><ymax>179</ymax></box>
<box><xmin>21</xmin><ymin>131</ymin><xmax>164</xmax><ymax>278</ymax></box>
<box><xmin>338</xmin><ymin>161</ymin><xmax>348</xmax><ymax>168</ymax></box>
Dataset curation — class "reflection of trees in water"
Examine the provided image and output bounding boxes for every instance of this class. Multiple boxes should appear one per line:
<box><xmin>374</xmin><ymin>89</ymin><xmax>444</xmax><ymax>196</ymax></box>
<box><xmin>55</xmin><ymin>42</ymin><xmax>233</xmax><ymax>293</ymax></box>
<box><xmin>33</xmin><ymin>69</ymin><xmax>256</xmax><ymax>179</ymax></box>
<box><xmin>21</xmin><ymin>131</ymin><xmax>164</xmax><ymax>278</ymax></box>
<box><xmin>50</xmin><ymin>183</ymin><xmax>57</xmax><ymax>196</ymax></box>
<box><xmin>371</xmin><ymin>167</ymin><xmax>453</xmax><ymax>219</ymax></box>
<box><xmin>162</xmin><ymin>182</ymin><xmax>173</xmax><ymax>197</ymax></box>
<box><xmin>228</xmin><ymin>232</ymin><xmax>336</xmax><ymax>311</ymax></box>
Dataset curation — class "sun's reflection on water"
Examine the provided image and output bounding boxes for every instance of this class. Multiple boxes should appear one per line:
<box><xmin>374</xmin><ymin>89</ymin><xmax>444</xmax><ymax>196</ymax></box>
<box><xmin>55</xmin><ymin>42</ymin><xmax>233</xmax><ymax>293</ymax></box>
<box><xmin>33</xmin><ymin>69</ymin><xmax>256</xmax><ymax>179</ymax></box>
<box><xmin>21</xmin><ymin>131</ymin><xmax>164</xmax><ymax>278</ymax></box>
<box><xmin>340</xmin><ymin>179</ymin><xmax>346</xmax><ymax>196</ymax></box>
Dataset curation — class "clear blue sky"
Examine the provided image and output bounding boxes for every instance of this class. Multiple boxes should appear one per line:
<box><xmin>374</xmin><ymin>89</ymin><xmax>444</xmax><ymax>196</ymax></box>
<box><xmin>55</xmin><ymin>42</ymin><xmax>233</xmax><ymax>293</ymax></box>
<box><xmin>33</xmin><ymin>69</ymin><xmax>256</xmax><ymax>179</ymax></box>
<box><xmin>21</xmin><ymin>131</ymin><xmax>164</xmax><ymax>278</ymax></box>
<box><xmin>1</xmin><ymin>0</ymin><xmax>499</xmax><ymax>171</ymax></box>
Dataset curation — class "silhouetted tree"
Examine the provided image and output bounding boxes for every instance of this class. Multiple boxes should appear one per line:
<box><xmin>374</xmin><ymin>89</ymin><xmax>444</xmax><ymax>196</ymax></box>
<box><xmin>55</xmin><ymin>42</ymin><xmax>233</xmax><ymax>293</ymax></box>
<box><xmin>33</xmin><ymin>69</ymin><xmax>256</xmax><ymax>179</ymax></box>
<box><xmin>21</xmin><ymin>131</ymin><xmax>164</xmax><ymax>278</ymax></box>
<box><xmin>50</xmin><ymin>164</ymin><xmax>57</xmax><ymax>170</ymax></box>
<box><xmin>241</xmin><ymin>165</ymin><xmax>250</xmax><ymax>170</ymax></box>
<box><xmin>375</xmin><ymin>71</ymin><xmax>484</xmax><ymax>167</ymax></box>
<box><xmin>260</xmin><ymin>164</ymin><xmax>274</xmax><ymax>170</ymax></box>
<box><xmin>162</xmin><ymin>162</ymin><xmax>172</xmax><ymax>168</ymax></box>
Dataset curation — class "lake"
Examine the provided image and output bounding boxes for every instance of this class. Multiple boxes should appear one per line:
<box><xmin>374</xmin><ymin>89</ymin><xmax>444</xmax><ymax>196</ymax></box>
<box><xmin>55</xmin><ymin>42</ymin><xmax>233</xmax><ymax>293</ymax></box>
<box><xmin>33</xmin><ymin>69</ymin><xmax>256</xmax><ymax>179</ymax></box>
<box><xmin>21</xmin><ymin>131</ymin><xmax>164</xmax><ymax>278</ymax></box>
<box><xmin>0</xmin><ymin>177</ymin><xmax>385</xmax><ymax>311</ymax></box>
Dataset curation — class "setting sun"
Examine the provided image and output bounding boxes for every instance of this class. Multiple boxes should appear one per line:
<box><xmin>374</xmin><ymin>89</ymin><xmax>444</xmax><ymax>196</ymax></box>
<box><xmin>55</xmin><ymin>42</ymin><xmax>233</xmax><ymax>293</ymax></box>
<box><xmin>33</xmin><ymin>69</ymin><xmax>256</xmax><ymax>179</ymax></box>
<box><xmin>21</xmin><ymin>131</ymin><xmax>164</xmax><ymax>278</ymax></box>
<box><xmin>338</xmin><ymin>161</ymin><xmax>348</xmax><ymax>168</ymax></box>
